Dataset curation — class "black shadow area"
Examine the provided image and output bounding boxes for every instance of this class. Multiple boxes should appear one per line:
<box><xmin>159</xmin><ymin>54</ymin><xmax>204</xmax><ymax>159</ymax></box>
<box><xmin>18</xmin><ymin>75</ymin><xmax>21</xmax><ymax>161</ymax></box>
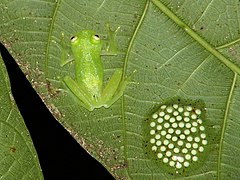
<box><xmin>0</xmin><ymin>42</ymin><xmax>114</xmax><ymax>180</ymax></box>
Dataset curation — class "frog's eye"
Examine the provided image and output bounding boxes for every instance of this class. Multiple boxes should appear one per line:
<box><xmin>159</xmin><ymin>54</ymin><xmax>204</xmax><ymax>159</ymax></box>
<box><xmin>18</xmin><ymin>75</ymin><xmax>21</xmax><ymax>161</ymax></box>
<box><xmin>93</xmin><ymin>34</ymin><xmax>100</xmax><ymax>40</ymax></box>
<box><xmin>91</xmin><ymin>34</ymin><xmax>101</xmax><ymax>44</ymax></box>
<box><xmin>71</xmin><ymin>36</ymin><xmax>78</xmax><ymax>43</ymax></box>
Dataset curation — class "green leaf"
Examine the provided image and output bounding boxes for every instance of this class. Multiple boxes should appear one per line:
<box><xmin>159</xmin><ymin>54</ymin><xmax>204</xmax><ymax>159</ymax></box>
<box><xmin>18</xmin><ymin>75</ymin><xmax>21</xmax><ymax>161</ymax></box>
<box><xmin>1</xmin><ymin>0</ymin><xmax>240</xmax><ymax>179</ymax></box>
<box><xmin>0</xmin><ymin>57</ymin><xmax>43</xmax><ymax>178</ymax></box>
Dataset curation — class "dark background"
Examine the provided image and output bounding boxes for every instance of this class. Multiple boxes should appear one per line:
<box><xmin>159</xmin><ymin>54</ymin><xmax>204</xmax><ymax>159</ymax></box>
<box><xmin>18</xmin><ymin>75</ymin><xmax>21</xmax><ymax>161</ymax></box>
<box><xmin>0</xmin><ymin>43</ymin><xmax>114</xmax><ymax>180</ymax></box>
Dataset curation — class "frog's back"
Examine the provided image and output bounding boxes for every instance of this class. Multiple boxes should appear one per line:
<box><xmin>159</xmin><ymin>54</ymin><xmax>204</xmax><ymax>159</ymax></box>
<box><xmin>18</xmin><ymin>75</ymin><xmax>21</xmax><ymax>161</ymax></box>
<box><xmin>71</xmin><ymin>30</ymin><xmax>104</xmax><ymax>99</ymax></box>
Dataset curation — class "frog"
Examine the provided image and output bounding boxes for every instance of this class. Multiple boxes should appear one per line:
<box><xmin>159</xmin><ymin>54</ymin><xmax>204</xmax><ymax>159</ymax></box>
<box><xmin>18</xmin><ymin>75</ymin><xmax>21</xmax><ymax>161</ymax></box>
<box><xmin>61</xmin><ymin>27</ymin><xmax>132</xmax><ymax>111</ymax></box>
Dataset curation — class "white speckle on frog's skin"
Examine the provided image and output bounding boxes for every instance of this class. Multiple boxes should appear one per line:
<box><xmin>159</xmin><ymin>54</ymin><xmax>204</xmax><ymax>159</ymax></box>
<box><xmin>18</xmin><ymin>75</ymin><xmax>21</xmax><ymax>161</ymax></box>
<box><xmin>145</xmin><ymin>100</ymin><xmax>209</xmax><ymax>175</ymax></box>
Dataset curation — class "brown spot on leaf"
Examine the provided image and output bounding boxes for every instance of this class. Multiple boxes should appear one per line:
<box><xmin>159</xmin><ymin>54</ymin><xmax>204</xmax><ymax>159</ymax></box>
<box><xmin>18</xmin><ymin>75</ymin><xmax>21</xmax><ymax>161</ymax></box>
<box><xmin>10</xmin><ymin>147</ymin><xmax>16</xmax><ymax>153</ymax></box>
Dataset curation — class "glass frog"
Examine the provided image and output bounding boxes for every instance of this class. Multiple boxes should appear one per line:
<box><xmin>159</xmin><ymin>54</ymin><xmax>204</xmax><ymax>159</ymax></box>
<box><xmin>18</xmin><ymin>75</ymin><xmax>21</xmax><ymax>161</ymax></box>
<box><xmin>62</xmin><ymin>28</ymin><xmax>131</xmax><ymax>111</ymax></box>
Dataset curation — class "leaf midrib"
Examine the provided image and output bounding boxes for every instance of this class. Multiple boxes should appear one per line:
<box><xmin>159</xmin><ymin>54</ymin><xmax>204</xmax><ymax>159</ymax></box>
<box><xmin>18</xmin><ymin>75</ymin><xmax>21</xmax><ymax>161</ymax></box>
<box><xmin>121</xmin><ymin>0</ymin><xmax>150</xmax><ymax>178</ymax></box>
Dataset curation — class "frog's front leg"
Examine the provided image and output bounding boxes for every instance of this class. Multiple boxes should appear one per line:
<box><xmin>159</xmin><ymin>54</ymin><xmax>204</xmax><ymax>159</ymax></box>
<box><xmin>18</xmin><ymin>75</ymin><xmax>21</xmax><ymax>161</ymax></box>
<box><xmin>60</xmin><ymin>32</ymin><xmax>74</xmax><ymax>67</ymax></box>
<box><xmin>102</xmin><ymin>69</ymin><xmax>122</xmax><ymax>101</ymax></box>
<box><xmin>63</xmin><ymin>76</ymin><xmax>95</xmax><ymax>111</ymax></box>
<box><xmin>101</xmin><ymin>24</ymin><xmax>120</xmax><ymax>55</ymax></box>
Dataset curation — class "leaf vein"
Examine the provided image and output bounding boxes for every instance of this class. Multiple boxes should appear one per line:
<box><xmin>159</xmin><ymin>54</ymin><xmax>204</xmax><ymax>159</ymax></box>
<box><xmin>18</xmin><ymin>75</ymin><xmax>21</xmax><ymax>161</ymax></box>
<box><xmin>121</xmin><ymin>1</ymin><xmax>150</xmax><ymax>178</ymax></box>
<box><xmin>44</xmin><ymin>0</ymin><xmax>61</xmax><ymax>76</ymax></box>
<box><xmin>217</xmin><ymin>72</ymin><xmax>238</xmax><ymax>178</ymax></box>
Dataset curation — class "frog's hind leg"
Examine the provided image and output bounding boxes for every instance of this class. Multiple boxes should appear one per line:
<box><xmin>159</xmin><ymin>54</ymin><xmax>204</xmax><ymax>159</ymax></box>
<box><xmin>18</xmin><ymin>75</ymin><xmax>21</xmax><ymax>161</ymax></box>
<box><xmin>102</xmin><ymin>68</ymin><xmax>123</xmax><ymax>104</ymax></box>
<box><xmin>103</xmin><ymin>69</ymin><xmax>136</xmax><ymax>108</ymax></box>
<box><xmin>103</xmin><ymin>80</ymin><xmax>128</xmax><ymax>108</ymax></box>
<box><xmin>64</xmin><ymin>76</ymin><xmax>94</xmax><ymax>111</ymax></box>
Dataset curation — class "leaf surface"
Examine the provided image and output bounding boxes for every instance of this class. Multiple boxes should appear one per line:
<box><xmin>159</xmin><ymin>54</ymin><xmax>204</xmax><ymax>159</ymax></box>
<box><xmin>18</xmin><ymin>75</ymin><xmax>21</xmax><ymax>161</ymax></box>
<box><xmin>0</xmin><ymin>54</ymin><xmax>43</xmax><ymax>179</ymax></box>
<box><xmin>1</xmin><ymin>0</ymin><xmax>240</xmax><ymax>179</ymax></box>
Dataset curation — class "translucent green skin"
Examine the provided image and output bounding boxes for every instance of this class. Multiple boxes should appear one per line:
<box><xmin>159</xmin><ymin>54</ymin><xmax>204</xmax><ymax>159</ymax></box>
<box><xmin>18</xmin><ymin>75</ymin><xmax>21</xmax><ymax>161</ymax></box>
<box><xmin>63</xmin><ymin>30</ymin><xmax>128</xmax><ymax>111</ymax></box>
